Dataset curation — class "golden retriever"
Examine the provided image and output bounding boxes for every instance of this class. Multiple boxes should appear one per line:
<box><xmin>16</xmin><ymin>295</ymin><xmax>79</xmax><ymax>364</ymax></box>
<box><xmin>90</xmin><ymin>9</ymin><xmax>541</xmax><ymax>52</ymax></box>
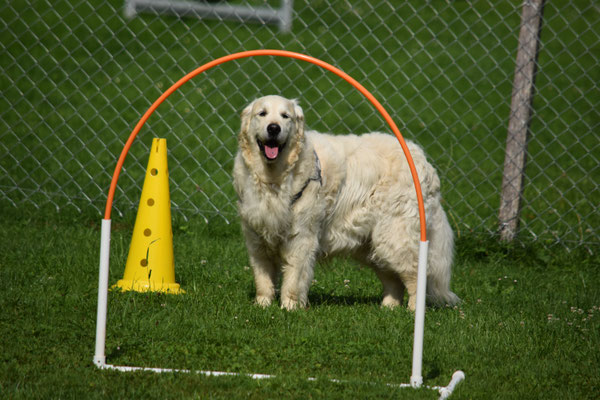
<box><xmin>233</xmin><ymin>95</ymin><xmax>459</xmax><ymax>311</ymax></box>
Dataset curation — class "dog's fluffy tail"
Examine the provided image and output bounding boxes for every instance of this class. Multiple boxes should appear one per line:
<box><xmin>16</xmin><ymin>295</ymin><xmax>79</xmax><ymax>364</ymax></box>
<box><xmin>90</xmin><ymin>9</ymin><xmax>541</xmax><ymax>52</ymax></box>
<box><xmin>426</xmin><ymin>207</ymin><xmax>460</xmax><ymax>307</ymax></box>
<box><xmin>427</xmin><ymin>276</ymin><xmax>460</xmax><ymax>307</ymax></box>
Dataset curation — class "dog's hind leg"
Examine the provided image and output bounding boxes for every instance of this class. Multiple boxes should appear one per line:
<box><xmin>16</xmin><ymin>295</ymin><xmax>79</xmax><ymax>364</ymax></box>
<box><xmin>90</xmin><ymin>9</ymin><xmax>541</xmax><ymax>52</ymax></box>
<box><xmin>370</xmin><ymin>217</ymin><xmax>420</xmax><ymax>311</ymax></box>
<box><xmin>375</xmin><ymin>268</ymin><xmax>406</xmax><ymax>308</ymax></box>
<box><xmin>377</xmin><ymin>260</ymin><xmax>418</xmax><ymax>311</ymax></box>
<box><xmin>399</xmin><ymin>271</ymin><xmax>418</xmax><ymax>311</ymax></box>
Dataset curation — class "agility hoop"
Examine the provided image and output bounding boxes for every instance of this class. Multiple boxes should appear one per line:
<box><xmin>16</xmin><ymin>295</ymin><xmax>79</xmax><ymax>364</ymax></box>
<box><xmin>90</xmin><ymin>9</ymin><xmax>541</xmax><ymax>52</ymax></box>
<box><xmin>93</xmin><ymin>49</ymin><xmax>464</xmax><ymax>398</ymax></box>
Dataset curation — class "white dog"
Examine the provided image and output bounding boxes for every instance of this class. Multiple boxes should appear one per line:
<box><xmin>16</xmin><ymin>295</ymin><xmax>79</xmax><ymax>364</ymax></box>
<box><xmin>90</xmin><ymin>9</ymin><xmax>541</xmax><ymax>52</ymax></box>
<box><xmin>233</xmin><ymin>95</ymin><xmax>459</xmax><ymax>311</ymax></box>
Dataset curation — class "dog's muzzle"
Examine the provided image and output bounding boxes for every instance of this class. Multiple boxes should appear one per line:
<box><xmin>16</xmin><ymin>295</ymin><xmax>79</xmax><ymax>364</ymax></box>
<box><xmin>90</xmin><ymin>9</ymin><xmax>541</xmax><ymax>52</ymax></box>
<box><xmin>267</xmin><ymin>123</ymin><xmax>281</xmax><ymax>138</ymax></box>
<box><xmin>258</xmin><ymin>123</ymin><xmax>285</xmax><ymax>161</ymax></box>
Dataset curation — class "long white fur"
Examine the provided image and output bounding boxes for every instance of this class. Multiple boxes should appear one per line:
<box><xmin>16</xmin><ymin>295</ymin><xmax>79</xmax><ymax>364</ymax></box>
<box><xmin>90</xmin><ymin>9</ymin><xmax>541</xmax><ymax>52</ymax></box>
<box><xmin>233</xmin><ymin>95</ymin><xmax>459</xmax><ymax>311</ymax></box>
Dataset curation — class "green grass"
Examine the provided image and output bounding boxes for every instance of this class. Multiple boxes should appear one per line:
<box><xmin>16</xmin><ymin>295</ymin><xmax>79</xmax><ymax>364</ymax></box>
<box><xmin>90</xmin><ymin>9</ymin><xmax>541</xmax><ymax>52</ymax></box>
<box><xmin>1</xmin><ymin>206</ymin><xmax>599</xmax><ymax>399</ymax></box>
<box><xmin>0</xmin><ymin>2</ymin><xmax>599</xmax><ymax>397</ymax></box>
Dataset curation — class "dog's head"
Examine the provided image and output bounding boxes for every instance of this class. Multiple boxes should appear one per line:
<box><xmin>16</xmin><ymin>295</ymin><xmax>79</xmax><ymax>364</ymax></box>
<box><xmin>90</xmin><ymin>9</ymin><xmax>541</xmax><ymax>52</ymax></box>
<box><xmin>239</xmin><ymin>95</ymin><xmax>304</xmax><ymax>165</ymax></box>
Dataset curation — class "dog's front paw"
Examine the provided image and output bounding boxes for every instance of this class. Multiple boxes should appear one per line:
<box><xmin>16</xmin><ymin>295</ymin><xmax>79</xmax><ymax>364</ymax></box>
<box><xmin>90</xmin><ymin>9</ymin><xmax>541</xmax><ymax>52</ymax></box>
<box><xmin>281</xmin><ymin>296</ymin><xmax>308</xmax><ymax>311</ymax></box>
<box><xmin>282</xmin><ymin>296</ymin><xmax>307</xmax><ymax>311</ymax></box>
<box><xmin>281</xmin><ymin>298</ymin><xmax>297</xmax><ymax>311</ymax></box>
<box><xmin>255</xmin><ymin>295</ymin><xmax>273</xmax><ymax>308</ymax></box>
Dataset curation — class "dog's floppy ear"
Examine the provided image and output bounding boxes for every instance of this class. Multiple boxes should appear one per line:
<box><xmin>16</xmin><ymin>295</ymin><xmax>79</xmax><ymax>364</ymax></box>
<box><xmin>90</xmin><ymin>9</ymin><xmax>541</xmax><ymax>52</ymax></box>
<box><xmin>238</xmin><ymin>99</ymin><xmax>257</xmax><ymax>165</ymax></box>
<box><xmin>291</xmin><ymin>99</ymin><xmax>304</xmax><ymax>137</ymax></box>
<box><xmin>240</xmin><ymin>100</ymin><xmax>255</xmax><ymax>137</ymax></box>
<box><xmin>282</xmin><ymin>99</ymin><xmax>305</xmax><ymax>170</ymax></box>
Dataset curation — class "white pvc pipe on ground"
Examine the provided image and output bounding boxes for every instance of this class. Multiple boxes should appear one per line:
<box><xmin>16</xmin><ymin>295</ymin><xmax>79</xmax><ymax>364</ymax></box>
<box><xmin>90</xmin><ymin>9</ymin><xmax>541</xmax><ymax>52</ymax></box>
<box><xmin>99</xmin><ymin>363</ymin><xmax>276</xmax><ymax>379</ymax></box>
<box><xmin>93</xmin><ymin>219</ymin><xmax>112</xmax><ymax>367</ymax></box>
<box><xmin>98</xmin><ymin>363</ymin><xmax>464</xmax><ymax>399</ymax></box>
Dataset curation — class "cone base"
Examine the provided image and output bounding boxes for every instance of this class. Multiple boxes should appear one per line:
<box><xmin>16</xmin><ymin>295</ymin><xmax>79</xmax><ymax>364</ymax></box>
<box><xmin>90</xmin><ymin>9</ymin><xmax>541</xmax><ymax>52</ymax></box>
<box><xmin>112</xmin><ymin>279</ymin><xmax>184</xmax><ymax>294</ymax></box>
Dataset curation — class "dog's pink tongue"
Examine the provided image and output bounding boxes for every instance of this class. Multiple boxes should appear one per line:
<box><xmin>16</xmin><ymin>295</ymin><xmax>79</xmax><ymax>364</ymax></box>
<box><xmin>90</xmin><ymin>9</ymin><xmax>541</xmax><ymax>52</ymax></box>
<box><xmin>265</xmin><ymin>145</ymin><xmax>279</xmax><ymax>160</ymax></box>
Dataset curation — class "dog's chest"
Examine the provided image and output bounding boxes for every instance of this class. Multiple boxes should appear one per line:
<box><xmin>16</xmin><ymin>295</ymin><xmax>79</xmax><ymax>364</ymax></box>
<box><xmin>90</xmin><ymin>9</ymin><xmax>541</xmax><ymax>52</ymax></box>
<box><xmin>238</xmin><ymin>183</ymin><xmax>293</xmax><ymax>246</ymax></box>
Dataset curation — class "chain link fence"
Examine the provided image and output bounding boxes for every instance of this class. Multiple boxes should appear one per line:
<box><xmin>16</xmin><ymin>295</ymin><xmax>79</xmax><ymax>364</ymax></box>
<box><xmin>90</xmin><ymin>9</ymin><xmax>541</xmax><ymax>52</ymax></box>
<box><xmin>1</xmin><ymin>0</ymin><xmax>598</xmax><ymax>250</ymax></box>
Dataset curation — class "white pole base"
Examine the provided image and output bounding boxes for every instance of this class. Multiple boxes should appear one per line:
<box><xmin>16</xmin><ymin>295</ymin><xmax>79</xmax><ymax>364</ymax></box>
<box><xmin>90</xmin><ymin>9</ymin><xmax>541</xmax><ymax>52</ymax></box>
<box><xmin>438</xmin><ymin>371</ymin><xmax>465</xmax><ymax>399</ymax></box>
<box><xmin>93</xmin><ymin>355</ymin><xmax>106</xmax><ymax>368</ymax></box>
<box><xmin>410</xmin><ymin>375</ymin><xmax>423</xmax><ymax>388</ymax></box>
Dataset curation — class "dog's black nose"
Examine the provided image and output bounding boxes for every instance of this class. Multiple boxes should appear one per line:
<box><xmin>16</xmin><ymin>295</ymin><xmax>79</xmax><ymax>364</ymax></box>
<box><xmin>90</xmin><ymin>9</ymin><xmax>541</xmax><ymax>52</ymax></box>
<box><xmin>267</xmin><ymin>123</ymin><xmax>281</xmax><ymax>138</ymax></box>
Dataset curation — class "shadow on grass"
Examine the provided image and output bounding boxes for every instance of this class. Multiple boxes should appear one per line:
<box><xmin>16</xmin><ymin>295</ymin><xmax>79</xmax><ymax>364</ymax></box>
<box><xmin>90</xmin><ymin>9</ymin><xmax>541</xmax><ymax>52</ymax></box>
<box><xmin>308</xmin><ymin>292</ymin><xmax>381</xmax><ymax>307</ymax></box>
<box><xmin>243</xmin><ymin>290</ymin><xmax>381</xmax><ymax>308</ymax></box>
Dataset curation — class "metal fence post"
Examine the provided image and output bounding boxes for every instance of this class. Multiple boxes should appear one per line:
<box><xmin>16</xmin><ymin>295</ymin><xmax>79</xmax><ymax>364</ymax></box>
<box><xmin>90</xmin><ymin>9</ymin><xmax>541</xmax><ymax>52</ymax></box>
<box><xmin>499</xmin><ymin>0</ymin><xmax>546</xmax><ymax>242</ymax></box>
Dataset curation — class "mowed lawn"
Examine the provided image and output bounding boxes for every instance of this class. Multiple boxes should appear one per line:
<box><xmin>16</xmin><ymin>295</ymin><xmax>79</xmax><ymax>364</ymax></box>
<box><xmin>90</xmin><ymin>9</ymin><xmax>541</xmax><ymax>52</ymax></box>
<box><xmin>0</xmin><ymin>207</ymin><xmax>598</xmax><ymax>399</ymax></box>
<box><xmin>1</xmin><ymin>1</ymin><xmax>599</xmax><ymax>398</ymax></box>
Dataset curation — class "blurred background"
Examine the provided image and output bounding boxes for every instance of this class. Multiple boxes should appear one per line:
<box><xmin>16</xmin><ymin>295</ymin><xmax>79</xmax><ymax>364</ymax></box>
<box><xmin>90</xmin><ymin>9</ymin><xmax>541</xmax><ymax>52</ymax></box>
<box><xmin>1</xmin><ymin>0</ymin><xmax>598</xmax><ymax>250</ymax></box>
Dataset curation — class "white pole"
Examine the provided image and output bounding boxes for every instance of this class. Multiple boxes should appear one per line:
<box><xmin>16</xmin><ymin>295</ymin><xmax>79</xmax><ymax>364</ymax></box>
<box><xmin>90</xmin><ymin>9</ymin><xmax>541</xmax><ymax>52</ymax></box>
<box><xmin>93</xmin><ymin>219</ymin><xmax>112</xmax><ymax>367</ymax></box>
<box><xmin>410</xmin><ymin>240</ymin><xmax>429</xmax><ymax>388</ymax></box>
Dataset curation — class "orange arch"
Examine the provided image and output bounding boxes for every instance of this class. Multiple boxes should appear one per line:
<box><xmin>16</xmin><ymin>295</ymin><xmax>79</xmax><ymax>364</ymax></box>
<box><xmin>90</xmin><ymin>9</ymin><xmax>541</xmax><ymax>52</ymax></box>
<box><xmin>104</xmin><ymin>50</ymin><xmax>427</xmax><ymax>242</ymax></box>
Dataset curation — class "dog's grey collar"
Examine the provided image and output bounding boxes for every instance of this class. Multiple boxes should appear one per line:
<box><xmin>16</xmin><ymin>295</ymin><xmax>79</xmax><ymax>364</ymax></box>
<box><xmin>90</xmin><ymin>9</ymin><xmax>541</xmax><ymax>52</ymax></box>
<box><xmin>290</xmin><ymin>151</ymin><xmax>322</xmax><ymax>206</ymax></box>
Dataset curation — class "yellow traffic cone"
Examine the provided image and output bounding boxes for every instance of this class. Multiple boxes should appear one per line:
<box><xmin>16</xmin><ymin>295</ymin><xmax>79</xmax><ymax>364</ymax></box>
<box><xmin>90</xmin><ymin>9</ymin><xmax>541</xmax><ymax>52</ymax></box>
<box><xmin>113</xmin><ymin>138</ymin><xmax>184</xmax><ymax>294</ymax></box>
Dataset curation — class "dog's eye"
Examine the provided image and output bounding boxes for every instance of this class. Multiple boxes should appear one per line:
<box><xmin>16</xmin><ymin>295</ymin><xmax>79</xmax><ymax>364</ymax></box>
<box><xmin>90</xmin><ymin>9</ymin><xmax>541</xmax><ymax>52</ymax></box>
<box><xmin>281</xmin><ymin>113</ymin><xmax>290</xmax><ymax>119</ymax></box>
<box><xmin>258</xmin><ymin>110</ymin><xmax>267</xmax><ymax>117</ymax></box>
